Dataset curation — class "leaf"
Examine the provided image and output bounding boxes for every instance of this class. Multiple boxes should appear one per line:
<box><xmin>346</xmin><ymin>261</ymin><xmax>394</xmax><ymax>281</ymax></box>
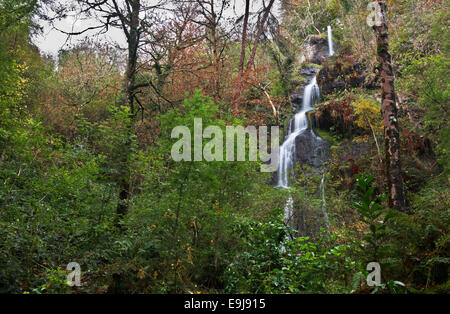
<box><xmin>137</xmin><ymin>269</ymin><xmax>145</xmax><ymax>279</ymax></box>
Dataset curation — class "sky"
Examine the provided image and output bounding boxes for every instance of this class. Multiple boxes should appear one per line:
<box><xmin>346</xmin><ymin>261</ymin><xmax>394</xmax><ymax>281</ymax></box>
<box><xmin>33</xmin><ymin>0</ymin><xmax>282</xmax><ymax>58</ymax></box>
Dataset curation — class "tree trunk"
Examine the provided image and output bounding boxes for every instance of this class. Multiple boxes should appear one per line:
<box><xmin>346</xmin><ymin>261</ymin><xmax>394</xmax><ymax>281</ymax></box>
<box><xmin>373</xmin><ymin>0</ymin><xmax>407</xmax><ymax>212</ymax></box>
<box><xmin>126</xmin><ymin>0</ymin><xmax>140</xmax><ymax>118</ymax></box>
<box><xmin>232</xmin><ymin>0</ymin><xmax>250</xmax><ymax>113</ymax></box>
<box><xmin>238</xmin><ymin>0</ymin><xmax>250</xmax><ymax>76</ymax></box>
<box><xmin>116</xmin><ymin>0</ymin><xmax>141</xmax><ymax>223</ymax></box>
<box><xmin>245</xmin><ymin>0</ymin><xmax>275</xmax><ymax>70</ymax></box>
<box><xmin>210</xmin><ymin>0</ymin><xmax>220</xmax><ymax>104</ymax></box>
<box><xmin>234</xmin><ymin>0</ymin><xmax>274</xmax><ymax>113</ymax></box>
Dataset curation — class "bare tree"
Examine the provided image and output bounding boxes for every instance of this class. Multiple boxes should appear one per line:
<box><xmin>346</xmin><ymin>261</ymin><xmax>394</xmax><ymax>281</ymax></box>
<box><xmin>139</xmin><ymin>3</ymin><xmax>203</xmax><ymax>111</ymax></box>
<box><xmin>190</xmin><ymin>0</ymin><xmax>230</xmax><ymax>103</ymax></box>
<box><xmin>238</xmin><ymin>0</ymin><xmax>250</xmax><ymax>76</ymax></box>
<box><xmin>245</xmin><ymin>0</ymin><xmax>275</xmax><ymax>70</ymax></box>
<box><xmin>233</xmin><ymin>0</ymin><xmax>276</xmax><ymax>113</ymax></box>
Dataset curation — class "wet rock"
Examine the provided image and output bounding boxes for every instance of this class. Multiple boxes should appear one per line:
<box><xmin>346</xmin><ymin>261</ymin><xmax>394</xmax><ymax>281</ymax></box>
<box><xmin>294</xmin><ymin>129</ymin><xmax>330</xmax><ymax>169</ymax></box>
<box><xmin>291</xmin><ymin>93</ymin><xmax>303</xmax><ymax>106</ymax></box>
<box><xmin>299</xmin><ymin>35</ymin><xmax>330</xmax><ymax>65</ymax></box>
<box><xmin>300</xmin><ymin>65</ymin><xmax>320</xmax><ymax>78</ymax></box>
<box><xmin>317</xmin><ymin>60</ymin><xmax>367</xmax><ymax>95</ymax></box>
<box><xmin>339</xmin><ymin>141</ymin><xmax>370</xmax><ymax>162</ymax></box>
<box><xmin>290</xmin><ymin>65</ymin><xmax>321</xmax><ymax>111</ymax></box>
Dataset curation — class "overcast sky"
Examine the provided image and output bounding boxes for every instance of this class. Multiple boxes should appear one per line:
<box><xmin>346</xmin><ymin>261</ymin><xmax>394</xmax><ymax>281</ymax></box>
<box><xmin>33</xmin><ymin>0</ymin><xmax>281</xmax><ymax>58</ymax></box>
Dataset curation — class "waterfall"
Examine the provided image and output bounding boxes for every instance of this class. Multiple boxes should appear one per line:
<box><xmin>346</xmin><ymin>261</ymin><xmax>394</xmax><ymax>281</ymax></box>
<box><xmin>283</xmin><ymin>196</ymin><xmax>294</xmax><ymax>228</ymax></box>
<box><xmin>277</xmin><ymin>74</ymin><xmax>323</xmax><ymax>237</ymax></box>
<box><xmin>276</xmin><ymin>26</ymin><xmax>337</xmax><ymax>238</ymax></box>
<box><xmin>327</xmin><ymin>26</ymin><xmax>335</xmax><ymax>56</ymax></box>
<box><xmin>277</xmin><ymin>76</ymin><xmax>320</xmax><ymax>188</ymax></box>
<box><xmin>319</xmin><ymin>173</ymin><xmax>329</xmax><ymax>230</ymax></box>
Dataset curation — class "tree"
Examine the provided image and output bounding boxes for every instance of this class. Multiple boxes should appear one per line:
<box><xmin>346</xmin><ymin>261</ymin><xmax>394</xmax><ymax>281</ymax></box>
<box><xmin>373</xmin><ymin>0</ymin><xmax>407</xmax><ymax>212</ymax></box>
<box><xmin>238</xmin><ymin>0</ymin><xmax>250</xmax><ymax>76</ymax></box>
<box><xmin>48</xmin><ymin>0</ymin><xmax>164</xmax><ymax>222</ymax></box>
<box><xmin>0</xmin><ymin>0</ymin><xmax>40</xmax><ymax>152</ymax></box>
<box><xmin>245</xmin><ymin>0</ymin><xmax>275</xmax><ymax>70</ymax></box>
<box><xmin>0</xmin><ymin>0</ymin><xmax>37</xmax><ymax>33</ymax></box>
<box><xmin>139</xmin><ymin>1</ymin><xmax>204</xmax><ymax>109</ymax></box>
<box><xmin>233</xmin><ymin>0</ymin><xmax>276</xmax><ymax>113</ymax></box>
<box><xmin>190</xmin><ymin>0</ymin><xmax>230</xmax><ymax>104</ymax></box>
<box><xmin>42</xmin><ymin>42</ymin><xmax>122</xmax><ymax>136</ymax></box>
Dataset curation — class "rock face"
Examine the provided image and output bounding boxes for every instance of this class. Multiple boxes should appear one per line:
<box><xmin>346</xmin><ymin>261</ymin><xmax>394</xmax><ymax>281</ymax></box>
<box><xmin>275</xmin><ymin>32</ymin><xmax>336</xmax><ymax>240</ymax></box>
<box><xmin>316</xmin><ymin>60</ymin><xmax>367</xmax><ymax>95</ymax></box>
<box><xmin>294</xmin><ymin>128</ymin><xmax>330</xmax><ymax>169</ymax></box>
<box><xmin>299</xmin><ymin>35</ymin><xmax>331</xmax><ymax>65</ymax></box>
<box><xmin>278</xmin><ymin>36</ymin><xmax>332</xmax><ymax>177</ymax></box>
<box><xmin>272</xmin><ymin>62</ymin><xmax>330</xmax><ymax>186</ymax></box>
<box><xmin>288</xmin><ymin>127</ymin><xmax>330</xmax><ymax>239</ymax></box>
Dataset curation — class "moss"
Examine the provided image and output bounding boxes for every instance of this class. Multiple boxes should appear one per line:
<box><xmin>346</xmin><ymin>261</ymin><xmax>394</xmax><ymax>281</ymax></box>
<box><xmin>300</xmin><ymin>62</ymin><xmax>321</xmax><ymax>70</ymax></box>
<box><xmin>301</xmin><ymin>62</ymin><xmax>321</xmax><ymax>69</ymax></box>
<box><xmin>314</xmin><ymin>128</ymin><xmax>341</xmax><ymax>147</ymax></box>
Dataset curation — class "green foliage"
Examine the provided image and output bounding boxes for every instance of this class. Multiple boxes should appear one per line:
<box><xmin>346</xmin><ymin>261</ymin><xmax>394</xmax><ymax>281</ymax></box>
<box><xmin>0</xmin><ymin>120</ymin><xmax>117</xmax><ymax>292</ymax></box>
<box><xmin>383</xmin><ymin>176</ymin><xmax>449</xmax><ymax>290</ymax></box>
<box><xmin>224</xmin><ymin>212</ymin><xmax>355</xmax><ymax>293</ymax></box>
<box><xmin>25</xmin><ymin>266</ymin><xmax>72</xmax><ymax>294</ymax></box>
<box><xmin>400</xmin><ymin>53</ymin><xmax>450</xmax><ymax>175</ymax></box>
<box><xmin>264</xmin><ymin>37</ymin><xmax>296</xmax><ymax>97</ymax></box>
<box><xmin>354</xmin><ymin>173</ymin><xmax>394</xmax><ymax>262</ymax></box>
<box><xmin>0</xmin><ymin>0</ymin><xmax>36</xmax><ymax>33</ymax></box>
<box><xmin>351</xmin><ymin>96</ymin><xmax>383</xmax><ymax>134</ymax></box>
<box><xmin>106</xmin><ymin>90</ymin><xmax>271</xmax><ymax>292</ymax></box>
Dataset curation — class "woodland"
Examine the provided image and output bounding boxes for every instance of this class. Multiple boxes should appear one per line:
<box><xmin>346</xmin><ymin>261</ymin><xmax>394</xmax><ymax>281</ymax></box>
<box><xmin>0</xmin><ymin>0</ymin><xmax>448</xmax><ymax>294</ymax></box>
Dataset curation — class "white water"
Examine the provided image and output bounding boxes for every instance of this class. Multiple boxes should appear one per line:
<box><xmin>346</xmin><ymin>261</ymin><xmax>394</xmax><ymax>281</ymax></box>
<box><xmin>319</xmin><ymin>173</ymin><xmax>329</xmax><ymax>230</ymax></box>
<box><xmin>277</xmin><ymin>76</ymin><xmax>320</xmax><ymax>188</ymax></box>
<box><xmin>277</xmin><ymin>26</ymin><xmax>334</xmax><ymax>188</ymax></box>
<box><xmin>327</xmin><ymin>26</ymin><xmax>335</xmax><ymax>56</ymax></box>
<box><xmin>277</xmin><ymin>27</ymin><xmax>335</xmax><ymax>237</ymax></box>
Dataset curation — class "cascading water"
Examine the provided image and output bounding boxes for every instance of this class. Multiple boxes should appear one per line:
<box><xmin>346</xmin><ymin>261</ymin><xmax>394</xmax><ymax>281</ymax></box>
<box><xmin>277</xmin><ymin>74</ymin><xmax>322</xmax><ymax>235</ymax></box>
<box><xmin>277</xmin><ymin>76</ymin><xmax>320</xmax><ymax>188</ymax></box>
<box><xmin>319</xmin><ymin>173</ymin><xmax>329</xmax><ymax>230</ymax></box>
<box><xmin>277</xmin><ymin>26</ymin><xmax>335</xmax><ymax>234</ymax></box>
<box><xmin>327</xmin><ymin>25</ymin><xmax>335</xmax><ymax>56</ymax></box>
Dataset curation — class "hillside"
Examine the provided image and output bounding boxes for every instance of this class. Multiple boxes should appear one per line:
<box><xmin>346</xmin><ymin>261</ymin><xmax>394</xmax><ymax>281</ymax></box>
<box><xmin>0</xmin><ymin>0</ymin><xmax>448</xmax><ymax>295</ymax></box>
